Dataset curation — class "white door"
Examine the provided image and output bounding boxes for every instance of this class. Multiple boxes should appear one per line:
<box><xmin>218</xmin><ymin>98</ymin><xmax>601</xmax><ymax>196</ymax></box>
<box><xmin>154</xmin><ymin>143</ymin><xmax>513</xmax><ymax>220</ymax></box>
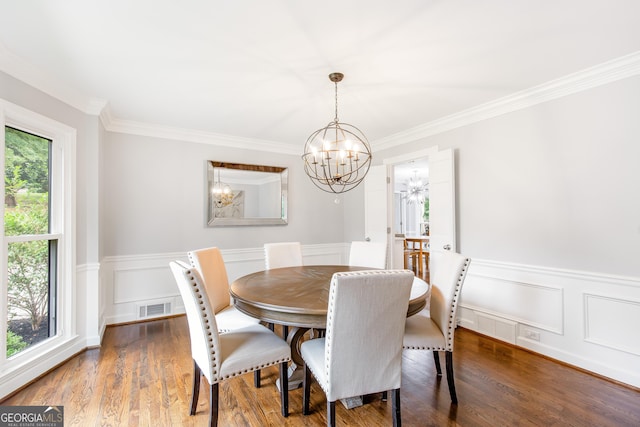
<box><xmin>364</xmin><ymin>165</ymin><xmax>390</xmax><ymax>260</ymax></box>
<box><xmin>427</xmin><ymin>148</ymin><xmax>456</xmax><ymax>278</ymax></box>
<box><xmin>366</xmin><ymin>148</ymin><xmax>456</xmax><ymax>274</ymax></box>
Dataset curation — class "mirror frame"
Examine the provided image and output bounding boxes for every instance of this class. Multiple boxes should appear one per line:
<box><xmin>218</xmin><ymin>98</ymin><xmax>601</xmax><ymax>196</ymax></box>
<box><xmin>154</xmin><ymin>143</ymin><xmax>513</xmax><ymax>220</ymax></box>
<box><xmin>207</xmin><ymin>161</ymin><xmax>288</xmax><ymax>227</ymax></box>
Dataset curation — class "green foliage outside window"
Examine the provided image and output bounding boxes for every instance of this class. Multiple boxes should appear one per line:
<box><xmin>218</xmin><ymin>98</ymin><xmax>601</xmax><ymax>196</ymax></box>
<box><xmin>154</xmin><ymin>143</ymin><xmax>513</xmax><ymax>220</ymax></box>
<box><xmin>423</xmin><ymin>198</ymin><xmax>429</xmax><ymax>222</ymax></box>
<box><xmin>7</xmin><ymin>330</ymin><xmax>28</xmax><ymax>358</ymax></box>
<box><xmin>4</xmin><ymin>126</ymin><xmax>51</xmax><ymax>357</ymax></box>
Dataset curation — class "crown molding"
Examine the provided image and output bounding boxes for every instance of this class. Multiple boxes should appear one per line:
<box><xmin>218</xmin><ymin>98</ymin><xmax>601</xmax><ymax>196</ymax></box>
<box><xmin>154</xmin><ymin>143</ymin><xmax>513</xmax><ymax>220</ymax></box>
<box><xmin>0</xmin><ymin>42</ymin><xmax>107</xmax><ymax>116</ymax></box>
<box><xmin>3</xmin><ymin>38</ymin><xmax>638</xmax><ymax>155</ymax></box>
<box><xmin>100</xmin><ymin>107</ymin><xmax>300</xmax><ymax>155</ymax></box>
<box><xmin>373</xmin><ymin>51</ymin><xmax>640</xmax><ymax>151</ymax></box>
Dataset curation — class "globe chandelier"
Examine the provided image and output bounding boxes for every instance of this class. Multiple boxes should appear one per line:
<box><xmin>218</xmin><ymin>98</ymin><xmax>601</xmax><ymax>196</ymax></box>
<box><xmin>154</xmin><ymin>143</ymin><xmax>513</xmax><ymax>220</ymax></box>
<box><xmin>302</xmin><ymin>72</ymin><xmax>372</xmax><ymax>194</ymax></box>
<box><xmin>405</xmin><ymin>171</ymin><xmax>428</xmax><ymax>205</ymax></box>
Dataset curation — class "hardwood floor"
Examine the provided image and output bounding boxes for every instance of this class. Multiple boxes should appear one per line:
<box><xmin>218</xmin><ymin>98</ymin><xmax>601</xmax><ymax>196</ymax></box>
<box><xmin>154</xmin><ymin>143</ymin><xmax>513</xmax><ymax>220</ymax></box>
<box><xmin>3</xmin><ymin>316</ymin><xmax>639</xmax><ymax>426</ymax></box>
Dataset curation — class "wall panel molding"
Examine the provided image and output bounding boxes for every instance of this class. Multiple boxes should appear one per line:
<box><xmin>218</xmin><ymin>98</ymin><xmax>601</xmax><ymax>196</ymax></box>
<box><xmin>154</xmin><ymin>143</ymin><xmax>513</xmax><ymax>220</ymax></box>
<box><xmin>458</xmin><ymin>258</ymin><xmax>640</xmax><ymax>388</ymax></box>
<box><xmin>584</xmin><ymin>293</ymin><xmax>640</xmax><ymax>356</ymax></box>
<box><xmin>101</xmin><ymin>243</ymin><xmax>347</xmax><ymax>325</ymax></box>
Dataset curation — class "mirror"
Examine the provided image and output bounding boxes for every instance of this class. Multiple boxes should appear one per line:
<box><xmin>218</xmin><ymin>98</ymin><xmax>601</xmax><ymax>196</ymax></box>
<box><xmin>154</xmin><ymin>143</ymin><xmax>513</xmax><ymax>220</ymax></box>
<box><xmin>207</xmin><ymin>161</ymin><xmax>288</xmax><ymax>226</ymax></box>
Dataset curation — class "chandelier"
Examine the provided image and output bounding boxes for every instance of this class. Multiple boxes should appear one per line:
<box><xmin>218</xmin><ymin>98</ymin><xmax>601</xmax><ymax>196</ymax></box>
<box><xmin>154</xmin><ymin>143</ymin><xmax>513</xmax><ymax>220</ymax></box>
<box><xmin>212</xmin><ymin>168</ymin><xmax>233</xmax><ymax>207</ymax></box>
<box><xmin>404</xmin><ymin>171</ymin><xmax>428</xmax><ymax>204</ymax></box>
<box><xmin>302</xmin><ymin>72</ymin><xmax>372</xmax><ymax>194</ymax></box>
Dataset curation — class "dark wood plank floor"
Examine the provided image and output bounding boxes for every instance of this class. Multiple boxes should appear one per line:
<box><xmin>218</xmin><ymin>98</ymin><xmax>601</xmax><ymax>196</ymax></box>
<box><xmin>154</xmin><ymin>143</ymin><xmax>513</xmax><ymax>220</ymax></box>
<box><xmin>2</xmin><ymin>316</ymin><xmax>639</xmax><ymax>426</ymax></box>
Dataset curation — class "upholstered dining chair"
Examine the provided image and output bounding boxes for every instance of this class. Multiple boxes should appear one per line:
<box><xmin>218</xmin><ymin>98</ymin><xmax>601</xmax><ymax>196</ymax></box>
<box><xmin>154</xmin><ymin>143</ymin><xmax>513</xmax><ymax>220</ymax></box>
<box><xmin>170</xmin><ymin>262</ymin><xmax>291</xmax><ymax>427</ymax></box>
<box><xmin>402</xmin><ymin>251</ymin><xmax>470</xmax><ymax>404</ymax></box>
<box><xmin>264</xmin><ymin>241</ymin><xmax>303</xmax><ymax>269</ymax></box>
<box><xmin>187</xmin><ymin>247</ymin><xmax>264</xmax><ymax>387</ymax></box>
<box><xmin>187</xmin><ymin>247</ymin><xmax>259</xmax><ymax>332</ymax></box>
<box><xmin>301</xmin><ymin>270</ymin><xmax>415</xmax><ymax>427</ymax></box>
<box><xmin>348</xmin><ymin>240</ymin><xmax>387</xmax><ymax>269</ymax></box>
<box><xmin>264</xmin><ymin>241</ymin><xmax>304</xmax><ymax>338</ymax></box>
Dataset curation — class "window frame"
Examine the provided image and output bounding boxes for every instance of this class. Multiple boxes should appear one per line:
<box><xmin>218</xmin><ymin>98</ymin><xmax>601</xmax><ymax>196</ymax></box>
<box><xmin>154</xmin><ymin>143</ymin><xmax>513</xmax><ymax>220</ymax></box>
<box><xmin>0</xmin><ymin>99</ymin><xmax>77</xmax><ymax>378</ymax></box>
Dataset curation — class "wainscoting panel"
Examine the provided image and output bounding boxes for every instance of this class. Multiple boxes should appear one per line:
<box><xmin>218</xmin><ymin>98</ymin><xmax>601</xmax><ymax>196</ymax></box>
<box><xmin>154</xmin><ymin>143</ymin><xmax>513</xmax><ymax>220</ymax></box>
<box><xmin>462</xmin><ymin>272</ymin><xmax>563</xmax><ymax>333</ymax></box>
<box><xmin>113</xmin><ymin>266</ymin><xmax>178</xmax><ymax>304</ymax></box>
<box><xmin>584</xmin><ymin>293</ymin><xmax>640</xmax><ymax>356</ymax></box>
<box><xmin>458</xmin><ymin>259</ymin><xmax>640</xmax><ymax>388</ymax></box>
<box><xmin>101</xmin><ymin>243</ymin><xmax>347</xmax><ymax>326</ymax></box>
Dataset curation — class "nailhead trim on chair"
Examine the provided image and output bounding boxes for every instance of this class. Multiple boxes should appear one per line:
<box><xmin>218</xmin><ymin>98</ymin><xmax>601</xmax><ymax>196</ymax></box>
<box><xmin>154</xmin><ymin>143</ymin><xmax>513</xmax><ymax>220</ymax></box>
<box><xmin>402</xmin><ymin>257</ymin><xmax>470</xmax><ymax>351</ymax></box>
<box><xmin>184</xmin><ymin>266</ymin><xmax>291</xmax><ymax>384</ymax></box>
<box><xmin>444</xmin><ymin>259</ymin><xmax>470</xmax><ymax>350</ymax></box>
<box><xmin>217</xmin><ymin>357</ymin><xmax>291</xmax><ymax>382</ymax></box>
<box><xmin>318</xmin><ymin>270</ymin><xmax>411</xmax><ymax>396</ymax></box>
<box><xmin>185</xmin><ymin>269</ymin><xmax>220</xmax><ymax>377</ymax></box>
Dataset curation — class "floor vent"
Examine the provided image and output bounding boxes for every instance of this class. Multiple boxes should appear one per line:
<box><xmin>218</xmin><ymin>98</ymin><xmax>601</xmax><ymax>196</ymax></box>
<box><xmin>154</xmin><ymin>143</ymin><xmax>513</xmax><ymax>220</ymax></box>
<box><xmin>138</xmin><ymin>302</ymin><xmax>172</xmax><ymax>319</ymax></box>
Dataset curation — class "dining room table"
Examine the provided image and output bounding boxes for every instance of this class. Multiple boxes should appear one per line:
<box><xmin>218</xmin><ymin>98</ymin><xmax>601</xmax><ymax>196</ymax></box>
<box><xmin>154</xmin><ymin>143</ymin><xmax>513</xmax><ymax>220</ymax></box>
<box><xmin>229</xmin><ymin>265</ymin><xmax>430</xmax><ymax>393</ymax></box>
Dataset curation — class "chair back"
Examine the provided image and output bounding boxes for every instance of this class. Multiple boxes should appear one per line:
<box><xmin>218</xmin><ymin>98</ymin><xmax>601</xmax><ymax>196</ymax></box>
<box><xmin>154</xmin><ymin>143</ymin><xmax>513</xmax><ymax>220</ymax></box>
<box><xmin>324</xmin><ymin>270</ymin><xmax>414</xmax><ymax>401</ymax></box>
<box><xmin>170</xmin><ymin>262</ymin><xmax>220</xmax><ymax>384</ymax></box>
<box><xmin>188</xmin><ymin>247</ymin><xmax>231</xmax><ymax>314</ymax></box>
<box><xmin>348</xmin><ymin>241</ymin><xmax>387</xmax><ymax>269</ymax></box>
<box><xmin>264</xmin><ymin>242</ymin><xmax>303</xmax><ymax>269</ymax></box>
<box><xmin>429</xmin><ymin>252</ymin><xmax>471</xmax><ymax>350</ymax></box>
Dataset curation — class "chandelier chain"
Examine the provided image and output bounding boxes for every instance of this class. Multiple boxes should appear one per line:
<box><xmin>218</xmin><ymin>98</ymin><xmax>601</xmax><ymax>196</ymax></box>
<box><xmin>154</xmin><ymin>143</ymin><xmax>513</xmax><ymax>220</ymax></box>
<box><xmin>334</xmin><ymin>80</ymin><xmax>339</xmax><ymax>123</ymax></box>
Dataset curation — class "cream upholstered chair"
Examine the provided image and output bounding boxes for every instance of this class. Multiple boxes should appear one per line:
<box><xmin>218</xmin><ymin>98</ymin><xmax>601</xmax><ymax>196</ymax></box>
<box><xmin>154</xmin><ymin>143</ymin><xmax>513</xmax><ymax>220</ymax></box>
<box><xmin>264</xmin><ymin>242</ymin><xmax>303</xmax><ymax>338</ymax></box>
<box><xmin>187</xmin><ymin>247</ymin><xmax>259</xmax><ymax>333</ymax></box>
<box><xmin>170</xmin><ymin>262</ymin><xmax>291</xmax><ymax>427</ymax></box>
<box><xmin>188</xmin><ymin>247</ymin><xmax>263</xmax><ymax>387</ymax></box>
<box><xmin>301</xmin><ymin>270</ymin><xmax>415</xmax><ymax>427</ymax></box>
<box><xmin>402</xmin><ymin>251</ymin><xmax>470</xmax><ymax>404</ymax></box>
<box><xmin>264</xmin><ymin>242</ymin><xmax>303</xmax><ymax>269</ymax></box>
<box><xmin>348</xmin><ymin>240</ymin><xmax>387</xmax><ymax>269</ymax></box>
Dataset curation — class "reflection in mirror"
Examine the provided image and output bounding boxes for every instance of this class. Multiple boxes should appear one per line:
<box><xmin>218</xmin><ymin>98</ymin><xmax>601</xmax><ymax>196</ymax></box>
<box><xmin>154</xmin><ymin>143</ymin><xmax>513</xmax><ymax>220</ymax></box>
<box><xmin>207</xmin><ymin>161</ymin><xmax>288</xmax><ymax>226</ymax></box>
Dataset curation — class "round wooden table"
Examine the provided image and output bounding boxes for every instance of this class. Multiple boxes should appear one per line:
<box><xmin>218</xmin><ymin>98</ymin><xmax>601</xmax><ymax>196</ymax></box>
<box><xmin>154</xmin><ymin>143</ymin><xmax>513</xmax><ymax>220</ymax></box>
<box><xmin>230</xmin><ymin>265</ymin><xmax>430</xmax><ymax>388</ymax></box>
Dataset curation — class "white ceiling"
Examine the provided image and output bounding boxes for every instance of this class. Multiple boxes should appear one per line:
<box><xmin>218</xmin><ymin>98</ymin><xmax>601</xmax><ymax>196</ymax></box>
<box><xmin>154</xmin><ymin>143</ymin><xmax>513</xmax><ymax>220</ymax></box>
<box><xmin>1</xmin><ymin>1</ymin><xmax>639</xmax><ymax>152</ymax></box>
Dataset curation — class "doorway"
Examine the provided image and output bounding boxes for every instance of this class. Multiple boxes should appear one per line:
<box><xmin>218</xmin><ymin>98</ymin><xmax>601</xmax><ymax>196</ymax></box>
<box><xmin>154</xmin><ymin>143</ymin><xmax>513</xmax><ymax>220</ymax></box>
<box><xmin>365</xmin><ymin>147</ymin><xmax>456</xmax><ymax>280</ymax></box>
<box><xmin>393</xmin><ymin>158</ymin><xmax>429</xmax><ymax>237</ymax></box>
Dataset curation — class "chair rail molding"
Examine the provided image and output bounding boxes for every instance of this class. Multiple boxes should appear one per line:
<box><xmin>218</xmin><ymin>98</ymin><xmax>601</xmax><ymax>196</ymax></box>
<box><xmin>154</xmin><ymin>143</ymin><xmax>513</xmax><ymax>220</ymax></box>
<box><xmin>458</xmin><ymin>258</ymin><xmax>640</xmax><ymax>389</ymax></box>
<box><xmin>100</xmin><ymin>243</ymin><xmax>348</xmax><ymax>326</ymax></box>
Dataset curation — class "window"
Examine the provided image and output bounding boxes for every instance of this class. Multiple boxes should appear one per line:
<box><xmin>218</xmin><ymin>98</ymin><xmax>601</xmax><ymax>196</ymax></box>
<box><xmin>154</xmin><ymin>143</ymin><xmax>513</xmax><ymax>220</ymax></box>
<box><xmin>4</xmin><ymin>127</ymin><xmax>56</xmax><ymax>357</ymax></box>
<box><xmin>1</xmin><ymin>99</ymin><xmax>76</xmax><ymax>383</ymax></box>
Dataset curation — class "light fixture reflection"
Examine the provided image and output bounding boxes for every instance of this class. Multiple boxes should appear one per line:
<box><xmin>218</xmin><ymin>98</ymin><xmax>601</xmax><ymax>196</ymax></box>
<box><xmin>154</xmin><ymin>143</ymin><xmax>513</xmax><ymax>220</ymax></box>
<box><xmin>212</xmin><ymin>168</ymin><xmax>233</xmax><ymax>207</ymax></box>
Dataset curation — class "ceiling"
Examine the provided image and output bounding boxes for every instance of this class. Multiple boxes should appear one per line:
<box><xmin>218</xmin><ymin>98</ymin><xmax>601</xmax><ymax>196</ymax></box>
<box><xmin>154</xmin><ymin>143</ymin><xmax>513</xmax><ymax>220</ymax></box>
<box><xmin>1</xmin><ymin>1</ymin><xmax>639</xmax><ymax>153</ymax></box>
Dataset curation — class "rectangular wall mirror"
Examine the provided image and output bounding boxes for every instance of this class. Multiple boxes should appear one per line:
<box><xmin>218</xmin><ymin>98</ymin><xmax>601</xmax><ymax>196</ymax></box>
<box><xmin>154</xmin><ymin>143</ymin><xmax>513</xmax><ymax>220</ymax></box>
<box><xmin>207</xmin><ymin>161</ymin><xmax>288</xmax><ymax>226</ymax></box>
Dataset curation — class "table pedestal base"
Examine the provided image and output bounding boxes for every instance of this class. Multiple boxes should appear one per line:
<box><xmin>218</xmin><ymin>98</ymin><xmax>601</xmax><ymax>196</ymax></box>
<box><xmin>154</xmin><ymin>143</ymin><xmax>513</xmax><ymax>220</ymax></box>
<box><xmin>276</xmin><ymin>363</ymin><xmax>304</xmax><ymax>391</ymax></box>
<box><xmin>340</xmin><ymin>396</ymin><xmax>363</xmax><ymax>409</ymax></box>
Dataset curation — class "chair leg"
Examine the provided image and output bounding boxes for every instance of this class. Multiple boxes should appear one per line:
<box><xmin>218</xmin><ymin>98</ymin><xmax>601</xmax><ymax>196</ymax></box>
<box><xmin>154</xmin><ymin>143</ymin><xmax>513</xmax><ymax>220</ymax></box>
<box><xmin>209</xmin><ymin>383</ymin><xmax>219</xmax><ymax>427</ymax></box>
<box><xmin>433</xmin><ymin>350</ymin><xmax>442</xmax><ymax>376</ymax></box>
<box><xmin>279</xmin><ymin>361</ymin><xmax>289</xmax><ymax>417</ymax></box>
<box><xmin>302</xmin><ymin>363</ymin><xmax>311</xmax><ymax>415</ymax></box>
<box><xmin>282</xmin><ymin>325</ymin><xmax>289</xmax><ymax>339</ymax></box>
<box><xmin>190</xmin><ymin>360</ymin><xmax>201</xmax><ymax>415</ymax></box>
<box><xmin>327</xmin><ymin>400</ymin><xmax>336</xmax><ymax>427</ymax></box>
<box><xmin>392</xmin><ymin>388</ymin><xmax>401</xmax><ymax>427</ymax></box>
<box><xmin>254</xmin><ymin>370</ymin><xmax>261</xmax><ymax>388</ymax></box>
<box><xmin>445</xmin><ymin>351</ymin><xmax>458</xmax><ymax>404</ymax></box>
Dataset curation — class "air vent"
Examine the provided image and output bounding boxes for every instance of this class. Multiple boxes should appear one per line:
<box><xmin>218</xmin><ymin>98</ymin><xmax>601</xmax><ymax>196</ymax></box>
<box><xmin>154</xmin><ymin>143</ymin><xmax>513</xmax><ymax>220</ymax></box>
<box><xmin>138</xmin><ymin>301</ymin><xmax>172</xmax><ymax>319</ymax></box>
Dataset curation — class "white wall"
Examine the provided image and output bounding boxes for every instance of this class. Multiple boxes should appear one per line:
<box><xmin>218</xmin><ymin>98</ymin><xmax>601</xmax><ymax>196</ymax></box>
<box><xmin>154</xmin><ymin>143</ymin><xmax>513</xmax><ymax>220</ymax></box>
<box><xmin>376</xmin><ymin>75</ymin><xmax>640</xmax><ymax>387</ymax></box>
<box><xmin>101</xmin><ymin>132</ymin><xmax>349</xmax><ymax>255</ymax></box>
